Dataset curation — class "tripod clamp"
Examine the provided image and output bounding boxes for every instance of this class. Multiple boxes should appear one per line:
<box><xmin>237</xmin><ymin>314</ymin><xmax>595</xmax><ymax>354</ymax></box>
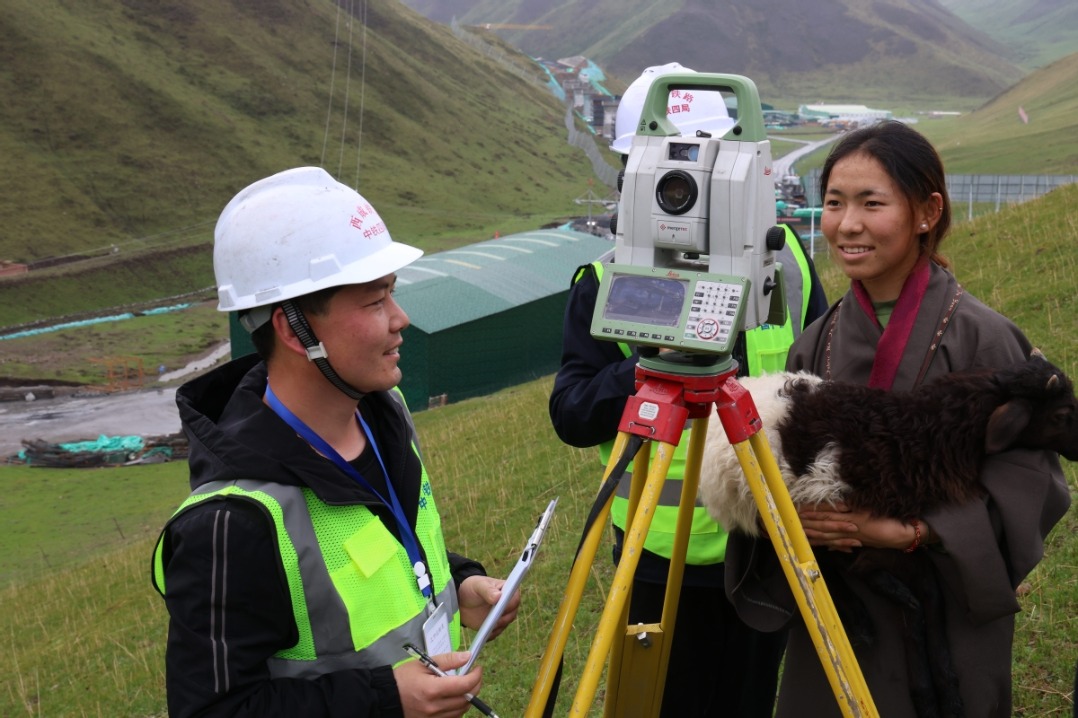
<box><xmin>623</xmin><ymin>351</ymin><xmax>743</xmax><ymax>437</ymax></box>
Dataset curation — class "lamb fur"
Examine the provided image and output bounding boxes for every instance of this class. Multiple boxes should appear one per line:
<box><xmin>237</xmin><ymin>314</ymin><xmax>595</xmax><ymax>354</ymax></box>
<box><xmin>699</xmin><ymin>354</ymin><xmax>1078</xmax><ymax>535</ymax></box>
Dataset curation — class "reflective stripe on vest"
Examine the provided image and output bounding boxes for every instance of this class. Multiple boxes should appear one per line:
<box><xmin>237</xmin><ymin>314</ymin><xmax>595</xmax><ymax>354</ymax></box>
<box><xmin>152</xmin><ymin>473</ymin><xmax>458</xmax><ymax>678</ymax></box>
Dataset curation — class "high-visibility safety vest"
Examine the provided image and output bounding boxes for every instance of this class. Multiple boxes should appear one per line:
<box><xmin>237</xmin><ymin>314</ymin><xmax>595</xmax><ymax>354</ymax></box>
<box><xmin>152</xmin><ymin>455</ymin><xmax>459</xmax><ymax>679</ymax></box>
<box><xmin>582</xmin><ymin>226</ymin><xmax>814</xmax><ymax>564</ymax></box>
<box><xmin>743</xmin><ymin>225</ymin><xmax>813</xmax><ymax>376</ymax></box>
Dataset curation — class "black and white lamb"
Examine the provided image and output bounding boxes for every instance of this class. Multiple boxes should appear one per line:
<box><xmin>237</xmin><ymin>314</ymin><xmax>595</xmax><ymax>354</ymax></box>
<box><xmin>699</xmin><ymin>354</ymin><xmax>1078</xmax><ymax>535</ymax></box>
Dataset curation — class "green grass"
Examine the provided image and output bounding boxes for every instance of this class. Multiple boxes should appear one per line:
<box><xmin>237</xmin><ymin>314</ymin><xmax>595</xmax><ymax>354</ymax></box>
<box><xmin>0</xmin><ymin>378</ymin><xmax>618</xmax><ymax>717</ymax></box>
<box><xmin>0</xmin><ymin>462</ymin><xmax>193</xmax><ymax>716</ymax></box>
<box><xmin>0</xmin><ymin>300</ymin><xmax>227</xmax><ymax>385</ymax></box>
<box><xmin>939</xmin><ymin>0</ymin><xmax>1078</xmax><ymax>71</ymax></box>
<box><xmin>919</xmin><ymin>53</ymin><xmax>1078</xmax><ymax>175</ymax></box>
<box><xmin>1</xmin><ymin>372</ymin><xmax>1074</xmax><ymax>716</ymax></box>
<box><xmin>2</xmin><ymin>98</ymin><xmax>1078</xmax><ymax>718</ymax></box>
<box><xmin>0</xmin><ymin>462</ymin><xmax>192</xmax><ymax>584</ymax></box>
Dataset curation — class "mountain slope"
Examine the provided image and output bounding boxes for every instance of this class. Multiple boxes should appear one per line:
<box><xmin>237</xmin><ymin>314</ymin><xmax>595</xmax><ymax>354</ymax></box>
<box><xmin>925</xmin><ymin>52</ymin><xmax>1078</xmax><ymax>173</ymax></box>
<box><xmin>938</xmin><ymin>0</ymin><xmax>1078</xmax><ymax>69</ymax></box>
<box><xmin>0</xmin><ymin>0</ymin><xmax>598</xmax><ymax>266</ymax></box>
<box><xmin>403</xmin><ymin>0</ymin><xmax>1024</xmax><ymax>101</ymax></box>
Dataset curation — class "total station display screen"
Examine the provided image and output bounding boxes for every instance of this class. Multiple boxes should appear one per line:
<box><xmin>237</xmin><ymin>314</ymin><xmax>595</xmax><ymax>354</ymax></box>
<box><xmin>602</xmin><ymin>274</ymin><xmax>687</xmax><ymax>327</ymax></box>
<box><xmin>591</xmin><ymin>264</ymin><xmax>749</xmax><ymax>355</ymax></box>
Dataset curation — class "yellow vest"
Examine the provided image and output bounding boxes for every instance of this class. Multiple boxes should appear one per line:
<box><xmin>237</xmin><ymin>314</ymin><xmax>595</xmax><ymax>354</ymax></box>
<box><xmin>152</xmin><ymin>471</ymin><xmax>459</xmax><ymax>677</ymax></box>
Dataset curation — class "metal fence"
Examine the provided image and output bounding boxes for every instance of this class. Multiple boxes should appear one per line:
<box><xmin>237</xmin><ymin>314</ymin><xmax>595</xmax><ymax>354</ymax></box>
<box><xmin>564</xmin><ymin>105</ymin><xmax>621</xmax><ymax>189</ymax></box>
<box><xmin>945</xmin><ymin>174</ymin><xmax>1078</xmax><ymax>210</ymax></box>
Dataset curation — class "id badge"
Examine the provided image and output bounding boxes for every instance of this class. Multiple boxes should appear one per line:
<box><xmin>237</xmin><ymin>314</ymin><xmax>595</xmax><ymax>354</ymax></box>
<box><xmin>422</xmin><ymin>601</ymin><xmax>452</xmax><ymax>657</ymax></box>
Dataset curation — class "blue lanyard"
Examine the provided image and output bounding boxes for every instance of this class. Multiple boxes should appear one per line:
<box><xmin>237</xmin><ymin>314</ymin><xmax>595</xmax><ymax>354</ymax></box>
<box><xmin>264</xmin><ymin>384</ymin><xmax>434</xmax><ymax>603</ymax></box>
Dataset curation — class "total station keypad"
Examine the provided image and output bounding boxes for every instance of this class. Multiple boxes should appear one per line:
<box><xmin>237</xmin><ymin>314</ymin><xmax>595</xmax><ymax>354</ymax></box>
<box><xmin>685</xmin><ymin>280</ymin><xmax>742</xmax><ymax>345</ymax></box>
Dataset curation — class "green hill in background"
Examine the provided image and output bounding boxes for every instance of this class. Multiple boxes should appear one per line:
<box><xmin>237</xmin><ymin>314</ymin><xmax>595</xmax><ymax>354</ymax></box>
<box><xmin>405</xmin><ymin>0</ymin><xmax>1025</xmax><ymax>100</ymax></box>
<box><xmin>0</xmin><ymin>0</ymin><xmax>598</xmax><ymax>267</ymax></box>
<box><xmin>3</xmin><ymin>0</ymin><xmax>1078</xmax><ymax>331</ymax></box>
<box><xmin>928</xmin><ymin>52</ymin><xmax>1078</xmax><ymax>173</ymax></box>
<box><xmin>939</xmin><ymin>0</ymin><xmax>1078</xmax><ymax>70</ymax></box>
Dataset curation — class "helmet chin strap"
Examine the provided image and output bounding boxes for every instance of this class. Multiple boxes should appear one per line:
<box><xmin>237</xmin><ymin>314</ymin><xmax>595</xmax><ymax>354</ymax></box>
<box><xmin>280</xmin><ymin>300</ymin><xmax>365</xmax><ymax>401</ymax></box>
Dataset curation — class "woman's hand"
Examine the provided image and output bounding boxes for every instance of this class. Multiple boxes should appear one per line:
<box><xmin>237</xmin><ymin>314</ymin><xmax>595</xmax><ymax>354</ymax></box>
<box><xmin>798</xmin><ymin>502</ymin><xmax>928</xmax><ymax>552</ymax></box>
<box><xmin>457</xmin><ymin>575</ymin><xmax>520</xmax><ymax>637</ymax></box>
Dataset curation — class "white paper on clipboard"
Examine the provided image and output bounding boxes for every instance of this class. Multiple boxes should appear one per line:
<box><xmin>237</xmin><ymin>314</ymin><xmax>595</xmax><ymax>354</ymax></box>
<box><xmin>457</xmin><ymin>497</ymin><xmax>558</xmax><ymax>675</ymax></box>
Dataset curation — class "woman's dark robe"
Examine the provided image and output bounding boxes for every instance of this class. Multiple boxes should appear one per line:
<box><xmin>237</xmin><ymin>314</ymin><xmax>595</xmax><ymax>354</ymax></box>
<box><xmin>725</xmin><ymin>263</ymin><xmax>1071</xmax><ymax>717</ymax></box>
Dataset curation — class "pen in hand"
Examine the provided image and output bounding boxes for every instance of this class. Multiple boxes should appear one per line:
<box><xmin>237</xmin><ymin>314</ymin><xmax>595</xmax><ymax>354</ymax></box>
<box><xmin>402</xmin><ymin>643</ymin><xmax>501</xmax><ymax>718</ymax></box>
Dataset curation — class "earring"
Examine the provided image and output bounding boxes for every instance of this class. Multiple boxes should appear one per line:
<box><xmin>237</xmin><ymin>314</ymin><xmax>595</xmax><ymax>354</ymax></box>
<box><xmin>920</xmin><ymin>223</ymin><xmax>928</xmax><ymax>230</ymax></box>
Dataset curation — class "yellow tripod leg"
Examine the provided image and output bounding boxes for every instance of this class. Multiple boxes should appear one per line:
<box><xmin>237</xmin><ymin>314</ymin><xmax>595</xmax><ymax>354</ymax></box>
<box><xmin>524</xmin><ymin>432</ymin><xmax>635</xmax><ymax>718</ymax></box>
<box><xmin>570</xmin><ymin>437</ymin><xmax>677</xmax><ymax>715</ymax></box>
<box><xmin>602</xmin><ymin>435</ymin><xmax>650</xmax><ymax>715</ymax></box>
<box><xmin>602</xmin><ymin>415</ymin><xmax>708</xmax><ymax>717</ymax></box>
<box><xmin>734</xmin><ymin>431</ymin><xmax>879</xmax><ymax>718</ymax></box>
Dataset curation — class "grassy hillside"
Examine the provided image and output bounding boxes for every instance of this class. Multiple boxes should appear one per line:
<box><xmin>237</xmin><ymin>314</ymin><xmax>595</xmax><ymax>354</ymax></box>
<box><xmin>0</xmin><ymin>245</ymin><xmax>217</xmax><ymax>330</ymax></box>
<box><xmin>1</xmin><ymin>0</ymin><xmax>1075</xmax><ymax>333</ymax></box>
<box><xmin>927</xmin><ymin>52</ymin><xmax>1078</xmax><ymax>174</ymax></box>
<box><xmin>0</xmin><ymin>0</ymin><xmax>598</xmax><ymax>267</ymax></box>
<box><xmin>939</xmin><ymin>0</ymin><xmax>1078</xmax><ymax>69</ymax></box>
<box><xmin>2</xmin><ymin>12</ymin><xmax>1077</xmax><ymax>709</ymax></box>
<box><xmin>406</xmin><ymin>0</ymin><xmax>1024</xmax><ymax>101</ymax></box>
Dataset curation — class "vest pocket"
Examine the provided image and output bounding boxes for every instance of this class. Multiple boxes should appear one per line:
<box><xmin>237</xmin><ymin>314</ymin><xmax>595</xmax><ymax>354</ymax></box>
<box><xmin>344</xmin><ymin>519</ymin><xmax>398</xmax><ymax>578</ymax></box>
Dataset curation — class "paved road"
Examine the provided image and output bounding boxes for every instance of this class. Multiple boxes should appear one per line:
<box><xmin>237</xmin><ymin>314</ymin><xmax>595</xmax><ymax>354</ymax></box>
<box><xmin>771</xmin><ymin>134</ymin><xmax>842</xmax><ymax>178</ymax></box>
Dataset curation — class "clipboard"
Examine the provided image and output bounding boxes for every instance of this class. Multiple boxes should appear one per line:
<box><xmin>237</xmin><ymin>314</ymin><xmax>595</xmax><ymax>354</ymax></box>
<box><xmin>458</xmin><ymin>497</ymin><xmax>558</xmax><ymax>675</ymax></box>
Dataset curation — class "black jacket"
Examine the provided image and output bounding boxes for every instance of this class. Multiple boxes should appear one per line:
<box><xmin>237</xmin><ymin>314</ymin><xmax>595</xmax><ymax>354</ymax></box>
<box><xmin>155</xmin><ymin>354</ymin><xmax>485</xmax><ymax>718</ymax></box>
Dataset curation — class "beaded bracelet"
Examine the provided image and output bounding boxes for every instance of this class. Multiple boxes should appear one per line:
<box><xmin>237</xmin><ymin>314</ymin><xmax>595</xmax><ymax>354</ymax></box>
<box><xmin>903</xmin><ymin>519</ymin><xmax>923</xmax><ymax>553</ymax></box>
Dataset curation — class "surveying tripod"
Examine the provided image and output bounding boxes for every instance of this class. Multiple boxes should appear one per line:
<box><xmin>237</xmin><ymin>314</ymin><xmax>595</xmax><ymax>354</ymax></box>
<box><xmin>525</xmin><ymin>351</ymin><xmax>879</xmax><ymax>717</ymax></box>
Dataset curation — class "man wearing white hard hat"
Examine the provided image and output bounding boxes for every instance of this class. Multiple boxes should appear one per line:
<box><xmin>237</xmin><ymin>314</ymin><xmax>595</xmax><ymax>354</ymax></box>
<box><xmin>152</xmin><ymin>167</ymin><xmax>519</xmax><ymax>718</ymax></box>
<box><xmin>552</xmin><ymin>65</ymin><xmax>829</xmax><ymax>716</ymax></box>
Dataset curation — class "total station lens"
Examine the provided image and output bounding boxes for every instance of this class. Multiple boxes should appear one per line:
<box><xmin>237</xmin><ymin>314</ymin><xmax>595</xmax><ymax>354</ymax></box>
<box><xmin>655</xmin><ymin>171</ymin><xmax>697</xmax><ymax>215</ymax></box>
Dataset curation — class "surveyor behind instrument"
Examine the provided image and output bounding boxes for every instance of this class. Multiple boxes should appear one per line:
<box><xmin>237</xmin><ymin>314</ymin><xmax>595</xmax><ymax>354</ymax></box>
<box><xmin>549</xmin><ymin>63</ymin><xmax>828</xmax><ymax>717</ymax></box>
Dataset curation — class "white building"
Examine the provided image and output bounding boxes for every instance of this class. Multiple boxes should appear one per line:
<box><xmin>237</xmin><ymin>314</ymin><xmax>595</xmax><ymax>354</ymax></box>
<box><xmin>798</xmin><ymin>104</ymin><xmax>893</xmax><ymax>125</ymax></box>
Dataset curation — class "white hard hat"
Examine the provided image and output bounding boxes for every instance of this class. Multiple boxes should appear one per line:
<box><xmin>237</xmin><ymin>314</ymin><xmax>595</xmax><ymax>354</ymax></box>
<box><xmin>214</xmin><ymin>167</ymin><xmax>423</xmax><ymax>321</ymax></box>
<box><xmin>610</xmin><ymin>62</ymin><xmax>737</xmax><ymax>154</ymax></box>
